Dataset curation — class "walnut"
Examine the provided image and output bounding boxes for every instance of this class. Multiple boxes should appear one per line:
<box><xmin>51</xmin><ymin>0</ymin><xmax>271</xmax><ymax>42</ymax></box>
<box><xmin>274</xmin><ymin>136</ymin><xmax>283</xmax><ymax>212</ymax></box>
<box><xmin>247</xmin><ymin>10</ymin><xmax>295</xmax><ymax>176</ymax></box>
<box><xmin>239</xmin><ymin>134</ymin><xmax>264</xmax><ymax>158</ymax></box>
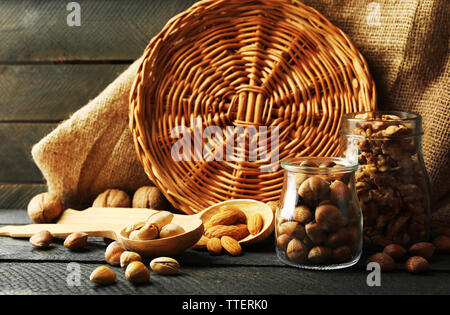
<box><xmin>132</xmin><ymin>186</ymin><xmax>169</xmax><ymax>210</ymax></box>
<box><xmin>27</xmin><ymin>192</ymin><xmax>63</xmax><ymax>223</ymax></box>
<box><xmin>93</xmin><ymin>189</ymin><xmax>131</xmax><ymax>208</ymax></box>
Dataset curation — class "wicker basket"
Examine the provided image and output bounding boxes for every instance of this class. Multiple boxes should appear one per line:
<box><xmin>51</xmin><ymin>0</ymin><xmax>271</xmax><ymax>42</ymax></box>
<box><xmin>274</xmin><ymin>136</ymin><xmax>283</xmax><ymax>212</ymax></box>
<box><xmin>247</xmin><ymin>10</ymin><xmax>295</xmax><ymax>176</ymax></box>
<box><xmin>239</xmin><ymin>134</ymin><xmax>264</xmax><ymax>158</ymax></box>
<box><xmin>129</xmin><ymin>0</ymin><xmax>376</xmax><ymax>214</ymax></box>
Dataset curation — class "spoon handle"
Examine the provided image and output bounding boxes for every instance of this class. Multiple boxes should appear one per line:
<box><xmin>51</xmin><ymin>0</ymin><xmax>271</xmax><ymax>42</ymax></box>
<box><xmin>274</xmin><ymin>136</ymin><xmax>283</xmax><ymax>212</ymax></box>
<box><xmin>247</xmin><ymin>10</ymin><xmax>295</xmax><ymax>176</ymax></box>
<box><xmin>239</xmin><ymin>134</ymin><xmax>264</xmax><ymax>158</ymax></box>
<box><xmin>0</xmin><ymin>223</ymin><xmax>118</xmax><ymax>240</ymax></box>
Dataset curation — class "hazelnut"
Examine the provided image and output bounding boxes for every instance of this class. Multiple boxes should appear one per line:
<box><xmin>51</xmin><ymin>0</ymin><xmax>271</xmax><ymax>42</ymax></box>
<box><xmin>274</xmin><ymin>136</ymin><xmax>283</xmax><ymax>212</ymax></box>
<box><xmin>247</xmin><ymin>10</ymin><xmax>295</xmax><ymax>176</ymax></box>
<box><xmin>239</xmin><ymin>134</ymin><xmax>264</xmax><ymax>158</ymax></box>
<box><xmin>90</xmin><ymin>266</ymin><xmax>116</xmax><ymax>285</ymax></box>
<box><xmin>105</xmin><ymin>241</ymin><xmax>127</xmax><ymax>265</ymax></box>
<box><xmin>27</xmin><ymin>192</ymin><xmax>63</xmax><ymax>223</ymax></box>
<box><xmin>383</xmin><ymin>244</ymin><xmax>406</xmax><ymax>261</ymax></box>
<box><xmin>298</xmin><ymin>176</ymin><xmax>330</xmax><ymax>205</ymax></box>
<box><xmin>132</xmin><ymin>186</ymin><xmax>169</xmax><ymax>210</ymax></box>
<box><xmin>29</xmin><ymin>230</ymin><xmax>53</xmax><ymax>248</ymax></box>
<box><xmin>64</xmin><ymin>232</ymin><xmax>88</xmax><ymax>251</ymax></box>
<box><xmin>276</xmin><ymin>234</ymin><xmax>292</xmax><ymax>251</ymax></box>
<box><xmin>315</xmin><ymin>204</ymin><xmax>345</xmax><ymax>232</ymax></box>
<box><xmin>93</xmin><ymin>189</ymin><xmax>131</xmax><ymax>208</ymax></box>
<box><xmin>367</xmin><ymin>253</ymin><xmax>396</xmax><ymax>271</ymax></box>
<box><xmin>293</xmin><ymin>205</ymin><xmax>313</xmax><ymax>224</ymax></box>
<box><xmin>120</xmin><ymin>251</ymin><xmax>142</xmax><ymax>268</ymax></box>
<box><xmin>146</xmin><ymin>211</ymin><xmax>174</xmax><ymax>230</ymax></box>
<box><xmin>409</xmin><ymin>242</ymin><xmax>435</xmax><ymax>259</ymax></box>
<box><xmin>433</xmin><ymin>235</ymin><xmax>450</xmax><ymax>254</ymax></box>
<box><xmin>332</xmin><ymin>246</ymin><xmax>352</xmax><ymax>263</ymax></box>
<box><xmin>330</xmin><ymin>180</ymin><xmax>352</xmax><ymax>207</ymax></box>
<box><xmin>277</xmin><ymin>221</ymin><xmax>305</xmax><ymax>239</ymax></box>
<box><xmin>150</xmin><ymin>257</ymin><xmax>180</xmax><ymax>275</ymax></box>
<box><xmin>406</xmin><ymin>256</ymin><xmax>429</xmax><ymax>274</ymax></box>
<box><xmin>308</xmin><ymin>246</ymin><xmax>332</xmax><ymax>264</ymax></box>
<box><xmin>305</xmin><ymin>223</ymin><xmax>327</xmax><ymax>245</ymax></box>
<box><xmin>125</xmin><ymin>261</ymin><xmax>150</xmax><ymax>284</ymax></box>
<box><xmin>286</xmin><ymin>238</ymin><xmax>308</xmax><ymax>263</ymax></box>
<box><xmin>129</xmin><ymin>223</ymin><xmax>159</xmax><ymax>240</ymax></box>
<box><xmin>160</xmin><ymin>223</ymin><xmax>185</xmax><ymax>238</ymax></box>
<box><xmin>325</xmin><ymin>228</ymin><xmax>349</xmax><ymax>248</ymax></box>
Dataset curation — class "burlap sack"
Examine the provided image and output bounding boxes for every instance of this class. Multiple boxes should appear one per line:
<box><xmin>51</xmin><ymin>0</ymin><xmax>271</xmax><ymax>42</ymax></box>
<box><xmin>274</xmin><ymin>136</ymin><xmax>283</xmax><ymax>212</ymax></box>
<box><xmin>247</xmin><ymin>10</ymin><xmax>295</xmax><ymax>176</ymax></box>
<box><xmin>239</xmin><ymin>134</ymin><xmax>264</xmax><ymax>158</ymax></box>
<box><xmin>32</xmin><ymin>0</ymin><xmax>449</xmax><ymax>221</ymax></box>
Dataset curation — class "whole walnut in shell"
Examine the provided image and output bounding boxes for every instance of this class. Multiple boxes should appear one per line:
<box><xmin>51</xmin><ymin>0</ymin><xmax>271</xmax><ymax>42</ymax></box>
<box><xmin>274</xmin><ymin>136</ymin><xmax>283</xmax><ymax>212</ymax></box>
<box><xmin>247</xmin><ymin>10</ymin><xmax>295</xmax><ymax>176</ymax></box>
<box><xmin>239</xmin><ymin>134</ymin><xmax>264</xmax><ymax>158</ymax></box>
<box><xmin>93</xmin><ymin>189</ymin><xmax>131</xmax><ymax>208</ymax></box>
<box><xmin>132</xmin><ymin>186</ymin><xmax>169</xmax><ymax>210</ymax></box>
<box><xmin>27</xmin><ymin>192</ymin><xmax>63</xmax><ymax>223</ymax></box>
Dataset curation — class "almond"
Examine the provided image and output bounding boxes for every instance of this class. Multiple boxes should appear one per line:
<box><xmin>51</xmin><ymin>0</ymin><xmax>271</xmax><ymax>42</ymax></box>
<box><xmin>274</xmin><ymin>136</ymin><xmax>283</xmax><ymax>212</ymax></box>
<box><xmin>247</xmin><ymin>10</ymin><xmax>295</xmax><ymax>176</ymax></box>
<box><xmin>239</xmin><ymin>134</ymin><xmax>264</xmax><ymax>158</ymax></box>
<box><xmin>192</xmin><ymin>235</ymin><xmax>209</xmax><ymax>250</ymax></box>
<box><xmin>205</xmin><ymin>224</ymin><xmax>249</xmax><ymax>240</ymax></box>
<box><xmin>205</xmin><ymin>207</ymin><xmax>247</xmax><ymax>228</ymax></box>
<box><xmin>207</xmin><ymin>237</ymin><xmax>222</xmax><ymax>255</ymax></box>
<box><xmin>409</xmin><ymin>242</ymin><xmax>435</xmax><ymax>259</ymax></box>
<box><xmin>247</xmin><ymin>213</ymin><xmax>263</xmax><ymax>235</ymax></box>
<box><xmin>221</xmin><ymin>236</ymin><xmax>242</xmax><ymax>256</ymax></box>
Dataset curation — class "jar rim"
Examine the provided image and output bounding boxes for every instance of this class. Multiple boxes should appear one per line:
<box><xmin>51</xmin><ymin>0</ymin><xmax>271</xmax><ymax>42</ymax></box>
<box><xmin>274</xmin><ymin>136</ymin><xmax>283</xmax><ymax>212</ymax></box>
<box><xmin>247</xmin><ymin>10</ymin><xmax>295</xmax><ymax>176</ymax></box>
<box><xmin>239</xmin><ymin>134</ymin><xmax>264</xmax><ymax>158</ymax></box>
<box><xmin>341</xmin><ymin>110</ymin><xmax>421</xmax><ymax>122</ymax></box>
<box><xmin>281</xmin><ymin>157</ymin><xmax>358</xmax><ymax>173</ymax></box>
<box><xmin>340</xmin><ymin>110</ymin><xmax>424</xmax><ymax>138</ymax></box>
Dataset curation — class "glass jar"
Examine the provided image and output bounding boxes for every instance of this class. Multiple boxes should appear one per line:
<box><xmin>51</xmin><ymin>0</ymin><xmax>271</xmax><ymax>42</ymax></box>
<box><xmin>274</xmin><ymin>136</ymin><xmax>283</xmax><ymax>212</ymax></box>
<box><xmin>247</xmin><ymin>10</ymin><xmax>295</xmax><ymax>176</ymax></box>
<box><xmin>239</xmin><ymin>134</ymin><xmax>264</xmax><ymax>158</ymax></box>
<box><xmin>275</xmin><ymin>157</ymin><xmax>362</xmax><ymax>270</ymax></box>
<box><xmin>340</xmin><ymin>111</ymin><xmax>431</xmax><ymax>249</ymax></box>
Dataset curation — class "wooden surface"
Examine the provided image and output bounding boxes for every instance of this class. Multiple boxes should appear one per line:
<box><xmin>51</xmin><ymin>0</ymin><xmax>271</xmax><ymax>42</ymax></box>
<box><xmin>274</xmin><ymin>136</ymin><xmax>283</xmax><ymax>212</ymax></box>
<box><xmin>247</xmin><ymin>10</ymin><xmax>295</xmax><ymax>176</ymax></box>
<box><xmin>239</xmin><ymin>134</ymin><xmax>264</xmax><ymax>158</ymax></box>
<box><xmin>0</xmin><ymin>209</ymin><xmax>450</xmax><ymax>295</ymax></box>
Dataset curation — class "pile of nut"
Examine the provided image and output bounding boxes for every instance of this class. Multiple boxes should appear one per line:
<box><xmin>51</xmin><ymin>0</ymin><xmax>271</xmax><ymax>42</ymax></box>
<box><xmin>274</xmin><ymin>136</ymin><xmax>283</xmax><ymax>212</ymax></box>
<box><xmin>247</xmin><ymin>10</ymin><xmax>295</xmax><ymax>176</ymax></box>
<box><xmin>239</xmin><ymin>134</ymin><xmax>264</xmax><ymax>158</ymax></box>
<box><xmin>123</xmin><ymin>211</ymin><xmax>184</xmax><ymax>240</ymax></box>
<box><xmin>348</xmin><ymin>113</ymin><xmax>429</xmax><ymax>247</ymax></box>
<box><xmin>191</xmin><ymin>206</ymin><xmax>264</xmax><ymax>256</ymax></box>
<box><xmin>368</xmin><ymin>230</ymin><xmax>450</xmax><ymax>274</ymax></box>
<box><xmin>276</xmin><ymin>161</ymin><xmax>361</xmax><ymax>266</ymax></box>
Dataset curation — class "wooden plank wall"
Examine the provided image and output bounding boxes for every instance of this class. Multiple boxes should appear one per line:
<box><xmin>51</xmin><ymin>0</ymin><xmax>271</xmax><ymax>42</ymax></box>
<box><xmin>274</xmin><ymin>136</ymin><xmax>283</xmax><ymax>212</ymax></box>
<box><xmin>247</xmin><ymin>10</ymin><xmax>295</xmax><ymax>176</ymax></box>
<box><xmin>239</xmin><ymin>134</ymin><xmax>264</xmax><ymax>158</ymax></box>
<box><xmin>0</xmin><ymin>0</ymin><xmax>197</xmax><ymax>209</ymax></box>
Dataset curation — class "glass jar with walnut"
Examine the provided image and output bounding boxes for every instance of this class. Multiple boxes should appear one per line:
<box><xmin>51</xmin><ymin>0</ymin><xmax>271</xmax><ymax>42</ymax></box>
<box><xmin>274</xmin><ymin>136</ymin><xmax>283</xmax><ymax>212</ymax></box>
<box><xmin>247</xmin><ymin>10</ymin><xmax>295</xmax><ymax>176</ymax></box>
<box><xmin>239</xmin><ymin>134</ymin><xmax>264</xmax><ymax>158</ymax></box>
<box><xmin>340</xmin><ymin>111</ymin><xmax>431</xmax><ymax>249</ymax></box>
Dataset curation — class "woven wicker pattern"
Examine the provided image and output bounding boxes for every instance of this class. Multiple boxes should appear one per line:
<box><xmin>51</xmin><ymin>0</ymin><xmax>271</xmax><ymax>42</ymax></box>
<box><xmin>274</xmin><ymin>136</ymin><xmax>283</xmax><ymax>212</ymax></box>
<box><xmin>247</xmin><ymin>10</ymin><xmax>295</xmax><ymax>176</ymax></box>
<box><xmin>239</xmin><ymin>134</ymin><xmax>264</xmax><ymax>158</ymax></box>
<box><xmin>129</xmin><ymin>0</ymin><xmax>376</xmax><ymax>214</ymax></box>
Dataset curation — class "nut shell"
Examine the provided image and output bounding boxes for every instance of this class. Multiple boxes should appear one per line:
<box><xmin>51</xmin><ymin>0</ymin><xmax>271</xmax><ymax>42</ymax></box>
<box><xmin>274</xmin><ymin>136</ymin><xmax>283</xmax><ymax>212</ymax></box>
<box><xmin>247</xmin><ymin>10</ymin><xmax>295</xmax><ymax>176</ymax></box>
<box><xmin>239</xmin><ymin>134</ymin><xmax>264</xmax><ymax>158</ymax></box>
<box><xmin>315</xmin><ymin>204</ymin><xmax>345</xmax><ymax>232</ymax></box>
<box><xmin>383</xmin><ymin>244</ymin><xmax>406</xmax><ymax>261</ymax></box>
<box><xmin>120</xmin><ymin>251</ymin><xmax>142</xmax><ymax>268</ymax></box>
<box><xmin>27</xmin><ymin>192</ymin><xmax>63</xmax><ymax>223</ymax></box>
<box><xmin>105</xmin><ymin>241</ymin><xmax>127</xmax><ymax>266</ymax></box>
<box><xmin>159</xmin><ymin>223</ymin><xmax>185</xmax><ymax>238</ymax></box>
<box><xmin>433</xmin><ymin>235</ymin><xmax>450</xmax><ymax>254</ymax></box>
<box><xmin>125</xmin><ymin>261</ymin><xmax>150</xmax><ymax>284</ymax></box>
<box><xmin>409</xmin><ymin>242</ymin><xmax>435</xmax><ymax>259</ymax></box>
<box><xmin>308</xmin><ymin>246</ymin><xmax>332</xmax><ymax>264</ymax></box>
<box><xmin>298</xmin><ymin>176</ymin><xmax>330</xmax><ymax>205</ymax></box>
<box><xmin>146</xmin><ymin>211</ymin><xmax>174</xmax><ymax>230</ymax></box>
<box><xmin>247</xmin><ymin>213</ymin><xmax>263</xmax><ymax>235</ymax></box>
<box><xmin>132</xmin><ymin>186</ymin><xmax>169</xmax><ymax>209</ymax></box>
<box><xmin>406</xmin><ymin>256</ymin><xmax>429</xmax><ymax>274</ymax></box>
<box><xmin>64</xmin><ymin>232</ymin><xmax>88</xmax><ymax>251</ymax></box>
<box><xmin>93</xmin><ymin>189</ymin><xmax>131</xmax><ymax>208</ymax></box>
<box><xmin>286</xmin><ymin>238</ymin><xmax>308</xmax><ymax>263</ymax></box>
<box><xmin>278</xmin><ymin>221</ymin><xmax>305</xmax><ymax>239</ymax></box>
<box><xmin>367</xmin><ymin>253</ymin><xmax>396</xmax><ymax>271</ymax></box>
<box><xmin>90</xmin><ymin>266</ymin><xmax>116</xmax><ymax>285</ymax></box>
<box><xmin>29</xmin><ymin>230</ymin><xmax>53</xmax><ymax>248</ymax></box>
<box><xmin>293</xmin><ymin>205</ymin><xmax>313</xmax><ymax>224</ymax></box>
<box><xmin>150</xmin><ymin>257</ymin><xmax>180</xmax><ymax>275</ymax></box>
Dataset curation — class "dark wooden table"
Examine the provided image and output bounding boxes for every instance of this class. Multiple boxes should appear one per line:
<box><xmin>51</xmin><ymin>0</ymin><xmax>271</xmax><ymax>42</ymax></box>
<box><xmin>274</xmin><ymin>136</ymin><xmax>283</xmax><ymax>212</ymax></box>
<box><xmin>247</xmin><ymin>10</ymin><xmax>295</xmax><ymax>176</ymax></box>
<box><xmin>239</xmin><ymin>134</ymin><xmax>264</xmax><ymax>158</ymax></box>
<box><xmin>1</xmin><ymin>209</ymin><xmax>449</xmax><ymax>295</ymax></box>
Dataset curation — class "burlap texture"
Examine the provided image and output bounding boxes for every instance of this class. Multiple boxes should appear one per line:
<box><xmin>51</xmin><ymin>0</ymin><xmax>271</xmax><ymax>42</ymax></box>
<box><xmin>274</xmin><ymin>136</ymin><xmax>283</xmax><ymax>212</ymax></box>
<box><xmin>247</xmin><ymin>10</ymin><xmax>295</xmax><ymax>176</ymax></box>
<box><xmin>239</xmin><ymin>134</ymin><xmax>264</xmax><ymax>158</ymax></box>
<box><xmin>32</xmin><ymin>1</ymin><xmax>449</xmax><ymax>219</ymax></box>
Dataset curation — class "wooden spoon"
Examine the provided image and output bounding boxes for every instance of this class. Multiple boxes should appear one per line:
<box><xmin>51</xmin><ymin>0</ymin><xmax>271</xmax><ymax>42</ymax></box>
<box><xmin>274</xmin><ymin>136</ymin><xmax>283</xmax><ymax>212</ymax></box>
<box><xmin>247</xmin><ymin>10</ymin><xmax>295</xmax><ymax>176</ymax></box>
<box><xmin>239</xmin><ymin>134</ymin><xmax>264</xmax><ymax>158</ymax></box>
<box><xmin>0</xmin><ymin>199</ymin><xmax>274</xmax><ymax>256</ymax></box>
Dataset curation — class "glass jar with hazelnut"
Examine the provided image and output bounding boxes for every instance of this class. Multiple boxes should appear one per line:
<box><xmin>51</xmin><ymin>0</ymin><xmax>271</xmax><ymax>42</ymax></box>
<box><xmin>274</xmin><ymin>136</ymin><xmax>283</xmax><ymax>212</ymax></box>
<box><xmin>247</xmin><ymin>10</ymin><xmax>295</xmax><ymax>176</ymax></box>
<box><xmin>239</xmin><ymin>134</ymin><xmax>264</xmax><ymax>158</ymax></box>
<box><xmin>276</xmin><ymin>157</ymin><xmax>362</xmax><ymax>270</ymax></box>
<box><xmin>340</xmin><ymin>111</ymin><xmax>431</xmax><ymax>249</ymax></box>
